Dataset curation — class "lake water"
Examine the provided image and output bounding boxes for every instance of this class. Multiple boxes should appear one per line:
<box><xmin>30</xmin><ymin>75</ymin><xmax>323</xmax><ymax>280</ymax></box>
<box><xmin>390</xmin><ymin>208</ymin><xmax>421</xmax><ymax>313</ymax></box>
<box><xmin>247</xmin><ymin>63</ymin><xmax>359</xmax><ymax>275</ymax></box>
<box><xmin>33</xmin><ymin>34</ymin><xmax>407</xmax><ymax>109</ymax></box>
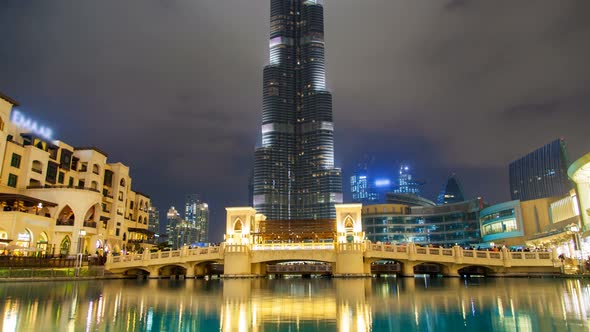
<box><xmin>0</xmin><ymin>277</ymin><xmax>589</xmax><ymax>331</ymax></box>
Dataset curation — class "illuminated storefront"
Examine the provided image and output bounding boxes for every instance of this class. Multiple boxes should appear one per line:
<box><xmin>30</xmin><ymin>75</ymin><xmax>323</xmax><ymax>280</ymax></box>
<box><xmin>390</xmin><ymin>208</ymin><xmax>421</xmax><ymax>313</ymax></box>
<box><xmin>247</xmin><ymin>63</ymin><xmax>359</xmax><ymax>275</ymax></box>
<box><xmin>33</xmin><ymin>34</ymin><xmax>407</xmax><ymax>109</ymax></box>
<box><xmin>568</xmin><ymin>152</ymin><xmax>590</xmax><ymax>258</ymax></box>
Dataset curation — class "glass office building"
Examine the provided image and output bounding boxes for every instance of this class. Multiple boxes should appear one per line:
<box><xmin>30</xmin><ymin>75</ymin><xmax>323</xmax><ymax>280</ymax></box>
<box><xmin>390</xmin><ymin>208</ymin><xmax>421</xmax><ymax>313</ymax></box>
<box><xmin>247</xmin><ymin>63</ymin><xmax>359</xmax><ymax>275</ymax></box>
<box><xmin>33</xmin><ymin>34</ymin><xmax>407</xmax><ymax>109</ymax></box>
<box><xmin>253</xmin><ymin>0</ymin><xmax>342</xmax><ymax>220</ymax></box>
<box><xmin>362</xmin><ymin>198</ymin><xmax>484</xmax><ymax>246</ymax></box>
<box><xmin>392</xmin><ymin>164</ymin><xmax>423</xmax><ymax>195</ymax></box>
<box><xmin>509</xmin><ymin>139</ymin><xmax>572</xmax><ymax>201</ymax></box>
<box><xmin>479</xmin><ymin>200</ymin><xmax>524</xmax><ymax>244</ymax></box>
<box><xmin>185</xmin><ymin>194</ymin><xmax>209</xmax><ymax>243</ymax></box>
<box><xmin>437</xmin><ymin>175</ymin><xmax>465</xmax><ymax>205</ymax></box>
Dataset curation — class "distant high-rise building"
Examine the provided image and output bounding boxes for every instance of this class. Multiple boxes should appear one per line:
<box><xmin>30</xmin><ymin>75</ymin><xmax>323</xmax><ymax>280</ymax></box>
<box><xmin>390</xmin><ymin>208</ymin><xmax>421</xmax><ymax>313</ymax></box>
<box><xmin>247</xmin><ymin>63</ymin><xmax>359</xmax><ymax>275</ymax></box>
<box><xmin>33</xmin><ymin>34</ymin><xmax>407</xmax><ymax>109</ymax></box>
<box><xmin>437</xmin><ymin>175</ymin><xmax>465</xmax><ymax>205</ymax></box>
<box><xmin>185</xmin><ymin>194</ymin><xmax>209</xmax><ymax>243</ymax></box>
<box><xmin>195</xmin><ymin>202</ymin><xmax>209</xmax><ymax>243</ymax></box>
<box><xmin>351</xmin><ymin>173</ymin><xmax>374</xmax><ymax>203</ymax></box>
<box><xmin>509</xmin><ymin>139</ymin><xmax>572</xmax><ymax>201</ymax></box>
<box><xmin>166</xmin><ymin>206</ymin><xmax>197</xmax><ymax>249</ymax></box>
<box><xmin>252</xmin><ymin>0</ymin><xmax>343</xmax><ymax>220</ymax></box>
<box><xmin>392</xmin><ymin>164</ymin><xmax>423</xmax><ymax>195</ymax></box>
<box><xmin>148</xmin><ymin>206</ymin><xmax>160</xmax><ymax>243</ymax></box>
<box><xmin>185</xmin><ymin>194</ymin><xmax>199</xmax><ymax>225</ymax></box>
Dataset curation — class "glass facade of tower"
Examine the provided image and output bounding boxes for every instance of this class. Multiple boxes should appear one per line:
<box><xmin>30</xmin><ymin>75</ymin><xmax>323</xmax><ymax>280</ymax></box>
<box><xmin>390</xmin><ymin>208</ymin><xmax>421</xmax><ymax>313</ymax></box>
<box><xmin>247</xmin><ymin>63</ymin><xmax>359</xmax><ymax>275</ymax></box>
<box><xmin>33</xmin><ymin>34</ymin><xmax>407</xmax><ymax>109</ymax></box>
<box><xmin>253</xmin><ymin>0</ymin><xmax>342</xmax><ymax>220</ymax></box>
<box><xmin>185</xmin><ymin>194</ymin><xmax>209</xmax><ymax>243</ymax></box>
<box><xmin>509</xmin><ymin>139</ymin><xmax>572</xmax><ymax>201</ymax></box>
<box><xmin>363</xmin><ymin>198</ymin><xmax>484</xmax><ymax>246</ymax></box>
<box><xmin>437</xmin><ymin>175</ymin><xmax>465</xmax><ymax>205</ymax></box>
<box><xmin>166</xmin><ymin>206</ymin><xmax>197</xmax><ymax>249</ymax></box>
<box><xmin>392</xmin><ymin>164</ymin><xmax>422</xmax><ymax>195</ymax></box>
<box><xmin>148</xmin><ymin>206</ymin><xmax>160</xmax><ymax>243</ymax></box>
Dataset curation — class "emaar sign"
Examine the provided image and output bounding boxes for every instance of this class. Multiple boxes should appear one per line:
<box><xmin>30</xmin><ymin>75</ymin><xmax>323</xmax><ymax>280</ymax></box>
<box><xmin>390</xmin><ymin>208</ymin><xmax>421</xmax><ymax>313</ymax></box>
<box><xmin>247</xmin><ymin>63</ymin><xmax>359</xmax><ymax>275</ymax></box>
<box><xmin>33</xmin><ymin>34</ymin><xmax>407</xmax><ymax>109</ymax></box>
<box><xmin>11</xmin><ymin>110</ymin><xmax>53</xmax><ymax>140</ymax></box>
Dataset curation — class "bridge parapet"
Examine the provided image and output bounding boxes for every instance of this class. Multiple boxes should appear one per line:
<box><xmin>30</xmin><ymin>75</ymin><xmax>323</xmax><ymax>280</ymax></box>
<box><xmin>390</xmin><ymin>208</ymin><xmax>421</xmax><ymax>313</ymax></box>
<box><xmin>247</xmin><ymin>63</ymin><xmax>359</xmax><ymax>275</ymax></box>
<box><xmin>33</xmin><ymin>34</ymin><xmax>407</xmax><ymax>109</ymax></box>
<box><xmin>106</xmin><ymin>245</ymin><xmax>224</xmax><ymax>273</ymax></box>
<box><xmin>224</xmin><ymin>244</ymin><xmax>249</xmax><ymax>254</ymax></box>
<box><xmin>366</xmin><ymin>243</ymin><xmax>558</xmax><ymax>268</ymax></box>
<box><xmin>252</xmin><ymin>242</ymin><xmax>334</xmax><ymax>251</ymax></box>
<box><xmin>336</xmin><ymin>242</ymin><xmax>365</xmax><ymax>252</ymax></box>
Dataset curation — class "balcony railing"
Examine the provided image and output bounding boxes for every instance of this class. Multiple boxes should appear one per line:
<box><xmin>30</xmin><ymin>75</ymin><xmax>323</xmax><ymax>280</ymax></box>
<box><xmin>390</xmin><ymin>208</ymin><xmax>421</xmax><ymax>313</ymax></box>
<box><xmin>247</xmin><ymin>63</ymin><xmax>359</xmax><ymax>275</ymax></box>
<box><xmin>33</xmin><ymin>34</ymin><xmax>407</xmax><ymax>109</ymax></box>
<box><xmin>83</xmin><ymin>221</ymin><xmax>97</xmax><ymax>228</ymax></box>
<box><xmin>56</xmin><ymin>219</ymin><xmax>75</xmax><ymax>226</ymax></box>
<box><xmin>26</xmin><ymin>184</ymin><xmax>100</xmax><ymax>193</ymax></box>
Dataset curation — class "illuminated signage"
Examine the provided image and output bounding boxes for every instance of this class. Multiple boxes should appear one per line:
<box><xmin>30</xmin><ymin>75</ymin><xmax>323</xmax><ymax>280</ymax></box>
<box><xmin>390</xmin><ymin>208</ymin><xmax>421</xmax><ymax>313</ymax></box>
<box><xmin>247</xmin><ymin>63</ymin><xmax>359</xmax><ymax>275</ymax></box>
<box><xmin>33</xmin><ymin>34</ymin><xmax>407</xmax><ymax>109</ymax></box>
<box><xmin>11</xmin><ymin>110</ymin><xmax>53</xmax><ymax>140</ymax></box>
<box><xmin>17</xmin><ymin>232</ymin><xmax>31</xmax><ymax>241</ymax></box>
<box><xmin>375</xmin><ymin>179</ymin><xmax>391</xmax><ymax>187</ymax></box>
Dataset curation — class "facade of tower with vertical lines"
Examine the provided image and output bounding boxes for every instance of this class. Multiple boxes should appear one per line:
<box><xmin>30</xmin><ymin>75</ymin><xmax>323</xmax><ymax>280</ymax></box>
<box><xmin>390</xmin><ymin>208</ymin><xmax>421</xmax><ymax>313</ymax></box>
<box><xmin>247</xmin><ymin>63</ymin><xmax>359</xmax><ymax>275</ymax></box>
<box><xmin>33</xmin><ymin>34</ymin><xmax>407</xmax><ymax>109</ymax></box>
<box><xmin>253</xmin><ymin>0</ymin><xmax>342</xmax><ymax>220</ymax></box>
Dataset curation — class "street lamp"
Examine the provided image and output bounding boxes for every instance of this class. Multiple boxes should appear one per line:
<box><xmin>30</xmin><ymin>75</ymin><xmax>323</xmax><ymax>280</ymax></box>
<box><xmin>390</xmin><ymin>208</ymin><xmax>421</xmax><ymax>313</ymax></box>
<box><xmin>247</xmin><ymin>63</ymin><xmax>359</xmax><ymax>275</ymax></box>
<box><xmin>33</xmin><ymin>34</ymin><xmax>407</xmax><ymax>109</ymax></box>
<box><xmin>566</xmin><ymin>223</ymin><xmax>584</xmax><ymax>274</ymax></box>
<box><xmin>75</xmin><ymin>230</ymin><xmax>86</xmax><ymax>276</ymax></box>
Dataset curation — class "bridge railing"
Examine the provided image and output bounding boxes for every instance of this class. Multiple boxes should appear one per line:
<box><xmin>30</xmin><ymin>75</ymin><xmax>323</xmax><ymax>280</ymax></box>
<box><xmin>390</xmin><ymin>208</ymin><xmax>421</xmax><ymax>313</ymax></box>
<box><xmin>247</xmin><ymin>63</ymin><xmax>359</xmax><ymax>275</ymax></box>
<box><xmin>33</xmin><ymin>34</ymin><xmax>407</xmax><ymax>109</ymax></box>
<box><xmin>368</xmin><ymin>243</ymin><xmax>557</xmax><ymax>265</ymax></box>
<box><xmin>251</xmin><ymin>242</ymin><xmax>334</xmax><ymax>251</ymax></box>
<box><xmin>108</xmin><ymin>245</ymin><xmax>223</xmax><ymax>265</ymax></box>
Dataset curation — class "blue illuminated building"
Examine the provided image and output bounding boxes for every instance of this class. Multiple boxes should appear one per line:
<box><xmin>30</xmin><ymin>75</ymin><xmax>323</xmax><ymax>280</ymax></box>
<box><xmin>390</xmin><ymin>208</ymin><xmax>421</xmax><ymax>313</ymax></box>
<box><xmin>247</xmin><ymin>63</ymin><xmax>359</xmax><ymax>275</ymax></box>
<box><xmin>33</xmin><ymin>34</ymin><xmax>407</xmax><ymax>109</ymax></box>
<box><xmin>392</xmin><ymin>164</ymin><xmax>423</xmax><ymax>195</ymax></box>
<box><xmin>350</xmin><ymin>174</ymin><xmax>392</xmax><ymax>204</ymax></box>
<box><xmin>350</xmin><ymin>173</ymin><xmax>376</xmax><ymax>203</ymax></box>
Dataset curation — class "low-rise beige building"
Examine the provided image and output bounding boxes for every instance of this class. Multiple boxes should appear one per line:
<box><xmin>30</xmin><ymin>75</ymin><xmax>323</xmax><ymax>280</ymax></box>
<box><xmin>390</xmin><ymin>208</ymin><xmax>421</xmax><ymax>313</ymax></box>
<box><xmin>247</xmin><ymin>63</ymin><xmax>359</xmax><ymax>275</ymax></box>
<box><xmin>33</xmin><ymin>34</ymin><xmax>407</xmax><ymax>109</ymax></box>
<box><xmin>0</xmin><ymin>91</ymin><xmax>150</xmax><ymax>256</ymax></box>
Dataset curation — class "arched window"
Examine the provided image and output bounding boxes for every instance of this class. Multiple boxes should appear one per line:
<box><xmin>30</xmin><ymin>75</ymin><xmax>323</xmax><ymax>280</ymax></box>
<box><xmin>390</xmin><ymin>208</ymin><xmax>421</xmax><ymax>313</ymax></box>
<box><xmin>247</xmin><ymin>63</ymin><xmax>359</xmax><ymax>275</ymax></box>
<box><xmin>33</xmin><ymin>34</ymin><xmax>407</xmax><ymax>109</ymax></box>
<box><xmin>234</xmin><ymin>219</ymin><xmax>243</xmax><ymax>233</ymax></box>
<box><xmin>92</xmin><ymin>164</ymin><xmax>100</xmax><ymax>174</ymax></box>
<box><xmin>138</xmin><ymin>216</ymin><xmax>143</xmax><ymax>224</ymax></box>
<box><xmin>0</xmin><ymin>228</ymin><xmax>7</xmax><ymax>240</ymax></box>
<box><xmin>31</xmin><ymin>160</ymin><xmax>43</xmax><ymax>174</ymax></box>
<box><xmin>57</xmin><ymin>205</ymin><xmax>75</xmax><ymax>226</ymax></box>
<box><xmin>91</xmin><ymin>181</ymin><xmax>98</xmax><ymax>190</ymax></box>
<box><xmin>122</xmin><ymin>233</ymin><xmax>127</xmax><ymax>241</ymax></box>
<box><xmin>38</xmin><ymin>232</ymin><xmax>49</xmax><ymax>254</ymax></box>
<box><xmin>120</xmin><ymin>178</ymin><xmax>126</xmax><ymax>187</ymax></box>
<box><xmin>139</xmin><ymin>200</ymin><xmax>144</xmax><ymax>211</ymax></box>
<box><xmin>344</xmin><ymin>216</ymin><xmax>354</xmax><ymax>229</ymax></box>
<box><xmin>60</xmin><ymin>236</ymin><xmax>71</xmax><ymax>256</ymax></box>
<box><xmin>38</xmin><ymin>232</ymin><xmax>48</xmax><ymax>243</ymax></box>
<box><xmin>83</xmin><ymin>205</ymin><xmax>97</xmax><ymax>227</ymax></box>
<box><xmin>0</xmin><ymin>116</ymin><xmax>4</xmax><ymax>131</ymax></box>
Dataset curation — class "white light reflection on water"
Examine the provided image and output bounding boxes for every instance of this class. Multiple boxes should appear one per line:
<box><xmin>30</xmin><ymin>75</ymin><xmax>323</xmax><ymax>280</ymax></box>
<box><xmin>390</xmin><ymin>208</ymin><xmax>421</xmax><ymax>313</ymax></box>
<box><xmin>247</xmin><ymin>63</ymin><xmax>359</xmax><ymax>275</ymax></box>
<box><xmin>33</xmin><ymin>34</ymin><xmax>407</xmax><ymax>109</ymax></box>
<box><xmin>2</xmin><ymin>300</ymin><xmax>18</xmax><ymax>332</ymax></box>
<box><xmin>0</xmin><ymin>278</ymin><xmax>588</xmax><ymax>331</ymax></box>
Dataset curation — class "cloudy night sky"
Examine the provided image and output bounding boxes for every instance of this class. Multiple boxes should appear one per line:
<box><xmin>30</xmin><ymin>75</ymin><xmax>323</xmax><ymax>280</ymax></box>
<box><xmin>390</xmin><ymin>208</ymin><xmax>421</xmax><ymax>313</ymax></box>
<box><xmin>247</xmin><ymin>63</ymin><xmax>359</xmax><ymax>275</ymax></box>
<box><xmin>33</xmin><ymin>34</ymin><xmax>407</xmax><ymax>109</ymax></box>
<box><xmin>1</xmin><ymin>0</ymin><xmax>589</xmax><ymax>241</ymax></box>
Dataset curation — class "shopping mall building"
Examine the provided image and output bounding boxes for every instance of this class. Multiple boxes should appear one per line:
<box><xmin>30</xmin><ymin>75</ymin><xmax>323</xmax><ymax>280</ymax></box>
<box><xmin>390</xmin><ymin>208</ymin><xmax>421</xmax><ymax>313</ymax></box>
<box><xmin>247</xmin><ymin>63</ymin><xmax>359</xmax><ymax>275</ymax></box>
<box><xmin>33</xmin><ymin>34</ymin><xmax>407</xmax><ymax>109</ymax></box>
<box><xmin>0</xmin><ymin>92</ymin><xmax>150</xmax><ymax>256</ymax></box>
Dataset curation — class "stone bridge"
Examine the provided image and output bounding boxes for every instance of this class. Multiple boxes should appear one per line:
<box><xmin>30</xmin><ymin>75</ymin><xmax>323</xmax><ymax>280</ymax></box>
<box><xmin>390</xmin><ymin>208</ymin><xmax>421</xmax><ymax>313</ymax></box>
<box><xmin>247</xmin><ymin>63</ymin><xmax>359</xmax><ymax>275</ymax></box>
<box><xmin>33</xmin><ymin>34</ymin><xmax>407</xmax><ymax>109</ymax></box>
<box><xmin>105</xmin><ymin>241</ymin><xmax>561</xmax><ymax>278</ymax></box>
<box><xmin>105</xmin><ymin>204</ymin><xmax>562</xmax><ymax>278</ymax></box>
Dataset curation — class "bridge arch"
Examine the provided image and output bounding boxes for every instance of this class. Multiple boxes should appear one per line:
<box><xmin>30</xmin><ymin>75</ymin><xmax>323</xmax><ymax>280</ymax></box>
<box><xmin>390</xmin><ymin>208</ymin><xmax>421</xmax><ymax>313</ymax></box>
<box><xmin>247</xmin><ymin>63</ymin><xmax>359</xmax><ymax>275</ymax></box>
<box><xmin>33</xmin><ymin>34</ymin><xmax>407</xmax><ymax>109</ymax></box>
<box><xmin>262</xmin><ymin>259</ymin><xmax>334</xmax><ymax>276</ymax></box>
<box><xmin>413</xmin><ymin>262</ymin><xmax>447</xmax><ymax>276</ymax></box>
<box><xmin>458</xmin><ymin>265</ymin><xmax>496</xmax><ymax>277</ymax></box>
<box><xmin>193</xmin><ymin>260</ymin><xmax>224</xmax><ymax>277</ymax></box>
<box><xmin>158</xmin><ymin>264</ymin><xmax>188</xmax><ymax>278</ymax></box>
<box><xmin>123</xmin><ymin>268</ymin><xmax>151</xmax><ymax>277</ymax></box>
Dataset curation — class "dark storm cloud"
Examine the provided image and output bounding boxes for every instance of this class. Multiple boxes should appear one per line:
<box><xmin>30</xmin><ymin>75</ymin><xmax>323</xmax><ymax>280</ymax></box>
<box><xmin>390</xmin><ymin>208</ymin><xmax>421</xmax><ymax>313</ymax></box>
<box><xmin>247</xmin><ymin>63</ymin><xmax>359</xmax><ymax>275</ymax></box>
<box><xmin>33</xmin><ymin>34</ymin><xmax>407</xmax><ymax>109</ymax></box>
<box><xmin>1</xmin><ymin>0</ymin><xmax>589</xmax><ymax>240</ymax></box>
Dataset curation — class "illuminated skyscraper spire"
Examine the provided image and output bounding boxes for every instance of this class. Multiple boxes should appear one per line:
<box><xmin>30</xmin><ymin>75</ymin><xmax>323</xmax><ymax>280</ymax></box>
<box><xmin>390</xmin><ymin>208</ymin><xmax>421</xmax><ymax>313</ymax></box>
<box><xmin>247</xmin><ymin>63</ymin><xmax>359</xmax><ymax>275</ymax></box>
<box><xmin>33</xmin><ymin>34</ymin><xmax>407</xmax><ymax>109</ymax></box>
<box><xmin>253</xmin><ymin>0</ymin><xmax>342</xmax><ymax>220</ymax></box>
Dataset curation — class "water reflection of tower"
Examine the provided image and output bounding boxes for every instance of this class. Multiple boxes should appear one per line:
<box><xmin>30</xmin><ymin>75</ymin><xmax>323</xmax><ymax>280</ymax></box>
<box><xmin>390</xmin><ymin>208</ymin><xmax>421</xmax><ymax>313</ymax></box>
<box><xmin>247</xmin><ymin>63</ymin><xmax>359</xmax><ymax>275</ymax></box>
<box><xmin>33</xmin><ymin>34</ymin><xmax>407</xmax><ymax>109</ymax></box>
<box><xmin>219</xmin><ymin>279</ymin><xmax>373</xmax><ymax>332</ymax></box>
<box><xmin>335</xmin><ymin>279</ymin><xmax>372</xmax><ymax>332</ymax></box>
